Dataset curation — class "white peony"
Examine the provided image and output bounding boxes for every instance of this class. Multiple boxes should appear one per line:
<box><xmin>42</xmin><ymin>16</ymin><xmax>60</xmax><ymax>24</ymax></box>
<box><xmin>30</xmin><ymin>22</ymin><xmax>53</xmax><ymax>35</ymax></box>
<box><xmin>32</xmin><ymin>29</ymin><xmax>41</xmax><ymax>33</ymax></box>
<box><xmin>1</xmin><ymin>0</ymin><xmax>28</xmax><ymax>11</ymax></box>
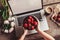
<box><xmin>11</xmin><ymin>17</ymin><xmax>15</xmax><ymax>21</ymax></box>
<box><xmin>4</xmin><ymin>29</ymin><xmax>9</xmax><ymax>33</ymax></box>
<box><xmin>11</xmin><ymin>22</ymin><xmax>15</xmax><ymax>27</ymax></box>
<box><xmin>8</xmin><ymin>17</ymin><xmax>12</xmax><ymax>21</ymax></box>
<box><xmin>9</xmin><ymin>27</ymin><xmax>14</xmax><ymax>33</ymax></box>
<box><xmin>4</xmin><ymin>20</ymin><xmax>9</xmax><ymax>24</ymax></box>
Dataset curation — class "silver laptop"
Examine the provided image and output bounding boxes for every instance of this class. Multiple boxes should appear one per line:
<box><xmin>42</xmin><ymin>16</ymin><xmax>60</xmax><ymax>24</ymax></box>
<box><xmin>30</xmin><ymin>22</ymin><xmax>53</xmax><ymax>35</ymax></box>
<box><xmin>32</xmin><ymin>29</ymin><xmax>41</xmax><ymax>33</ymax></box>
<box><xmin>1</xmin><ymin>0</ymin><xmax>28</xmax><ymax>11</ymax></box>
<box><xmin>8</xmin><ymin>0</ymin><xmax>49</xmax><ymax>37</ymax></box>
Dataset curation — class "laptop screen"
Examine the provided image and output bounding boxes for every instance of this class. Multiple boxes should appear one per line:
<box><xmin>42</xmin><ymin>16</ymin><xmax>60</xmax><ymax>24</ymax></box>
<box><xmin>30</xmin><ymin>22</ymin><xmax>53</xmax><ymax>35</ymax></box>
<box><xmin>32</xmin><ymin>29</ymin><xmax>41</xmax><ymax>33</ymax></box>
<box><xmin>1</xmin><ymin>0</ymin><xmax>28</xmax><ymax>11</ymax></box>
<box><xmin>8</xmin><ymin>0</ymin><xmax>43</xmax><ymax>15</ymax></box>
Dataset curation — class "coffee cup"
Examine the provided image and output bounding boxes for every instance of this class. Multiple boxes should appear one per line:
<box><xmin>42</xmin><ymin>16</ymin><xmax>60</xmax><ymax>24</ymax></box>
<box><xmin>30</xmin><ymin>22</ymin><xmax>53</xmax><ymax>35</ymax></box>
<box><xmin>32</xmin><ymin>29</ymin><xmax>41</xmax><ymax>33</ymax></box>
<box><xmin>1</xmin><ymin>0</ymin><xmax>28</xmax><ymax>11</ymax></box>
<box><xmin>44</xmin><ymin>6</ymin><xmax>53</xmax><ymax>16</ymax></box>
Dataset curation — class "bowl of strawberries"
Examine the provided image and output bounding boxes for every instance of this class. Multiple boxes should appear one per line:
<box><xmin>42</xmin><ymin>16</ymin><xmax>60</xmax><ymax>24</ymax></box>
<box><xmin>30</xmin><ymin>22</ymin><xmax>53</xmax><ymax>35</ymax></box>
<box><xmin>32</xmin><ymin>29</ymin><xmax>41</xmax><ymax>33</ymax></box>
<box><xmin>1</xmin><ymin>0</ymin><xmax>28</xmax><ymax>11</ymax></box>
<box><xmin>23</xmin><ymin>16</ymin><xmax>38</xmax><ymax>30</ymax></box>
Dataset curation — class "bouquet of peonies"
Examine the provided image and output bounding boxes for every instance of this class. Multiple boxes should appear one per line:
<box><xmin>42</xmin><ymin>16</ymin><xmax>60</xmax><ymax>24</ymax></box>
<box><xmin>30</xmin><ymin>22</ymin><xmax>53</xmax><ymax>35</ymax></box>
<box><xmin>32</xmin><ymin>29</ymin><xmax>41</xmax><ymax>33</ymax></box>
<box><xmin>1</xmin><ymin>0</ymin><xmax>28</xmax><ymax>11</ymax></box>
<box><xmin>1</xmin><ymin>0</ymin><xmax>15</xmax><ymax>33</ymax></box>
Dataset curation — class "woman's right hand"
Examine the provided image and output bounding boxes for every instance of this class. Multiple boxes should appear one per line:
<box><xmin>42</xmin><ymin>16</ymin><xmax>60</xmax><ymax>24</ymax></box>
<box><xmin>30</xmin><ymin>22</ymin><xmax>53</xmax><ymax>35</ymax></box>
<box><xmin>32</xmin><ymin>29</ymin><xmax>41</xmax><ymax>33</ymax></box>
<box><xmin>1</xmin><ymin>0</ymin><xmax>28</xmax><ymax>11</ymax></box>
<box><xmin>35</xmin><ymin>17</ymin><xmax>40</xmax><ymax>31</ymax></box>
<box><xmin>35</xmin><ymin>18</ymin><xmax>55</xmax><ymax>40</ymax></box>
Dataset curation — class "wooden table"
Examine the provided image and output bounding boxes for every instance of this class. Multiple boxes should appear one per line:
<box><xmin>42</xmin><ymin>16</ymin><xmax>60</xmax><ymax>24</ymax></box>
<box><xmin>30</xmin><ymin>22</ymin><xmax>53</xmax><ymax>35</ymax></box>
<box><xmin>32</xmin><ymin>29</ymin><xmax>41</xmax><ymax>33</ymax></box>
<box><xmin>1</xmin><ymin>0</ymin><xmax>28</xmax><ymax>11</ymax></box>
<box><xmin>0</xmin><ymin>3</ymin><xmax>60</xmax><ymax>40</ymax></box>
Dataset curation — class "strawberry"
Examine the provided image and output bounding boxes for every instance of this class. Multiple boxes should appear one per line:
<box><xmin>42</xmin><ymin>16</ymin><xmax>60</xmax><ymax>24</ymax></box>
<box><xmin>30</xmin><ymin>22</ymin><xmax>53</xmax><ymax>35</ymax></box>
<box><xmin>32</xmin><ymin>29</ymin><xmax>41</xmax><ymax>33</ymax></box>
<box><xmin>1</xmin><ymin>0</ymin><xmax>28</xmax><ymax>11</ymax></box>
<box><xmin>29</xmin><ymin>16</ymin><xmax>32</xmax><ymax>19</ymax></box>
<box><xmin>23</xmin><ymin>23</ymin><xmax>28</xmax><ymax>28</ymax></box>
<box><xmin>28</xmin><ymin>23</ymin><xmax>31</xmax><ymax>27</ymax></box>
<box><xmin>28</xmin><ymin>19</ymin><xmax>31</xmax><ymax>23</ymax></box>
<box><xmin>31</xmin><ymin>21</ymin><xmax>34</xmax><ymax>24</ymax></box>
<box><xmin>28</xmin><ymin>27</ymin><xmax>31</xmax><ymax>30</ymax></box>
<box><xmin>32</xmin><ymin>26</ymin><xmax>35</xmax><ymax>30</ymax></box>
<box><xmin>31</xmin><ymin>18</ymin><xmax>34</xmax><ymax>21</ymax></box>
<box><xmin>58</xmin><ymin>18</ymin><xmax>60</xmax><ymax>21</ymax></box>
<box><xmin>34</xmin><ymin>21</ymin><xmax>38</xmax><ymax>25</ymax></box>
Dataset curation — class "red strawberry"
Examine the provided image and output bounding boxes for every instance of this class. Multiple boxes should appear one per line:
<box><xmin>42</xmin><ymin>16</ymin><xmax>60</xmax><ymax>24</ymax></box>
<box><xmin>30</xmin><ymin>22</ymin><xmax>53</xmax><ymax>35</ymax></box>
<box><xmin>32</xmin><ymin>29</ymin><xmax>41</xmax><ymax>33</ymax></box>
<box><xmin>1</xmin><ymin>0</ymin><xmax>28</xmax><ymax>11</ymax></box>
<box><xmin>31</xmin><ymin>18</ymin><xmax>34</xmax><ymax>21</ymax></box>
<box><xmin>31</xmin><ymin>21</ymin><xmax>34</xmax><ymax>24</ymax></box>
<box><xmin>34</xmin><ymin>21</ymin><xmax>38</xmax><ymax>25</ymax></box>
<box><xmin>23</xmin><ymin>23</ymin><xmax>28</xmax><ymax>28</ymax></box>
<box><xmin>28</xmin><ymin>23</ymin><xmax>31</xmax><ymax>27</ymax></box>
<box><xmin>29</xmin><ymin>16</ymin><xmax>32</xmax><ymax>19</ymax></box>
<box><xmin>58</xmin><ymin>18</ymin><xmax>60</xmax><ymax>21</ymax></box>
<box><xmin>28</xmin><ymin>19</ymin><xmax>31</xmax><ymax>23</ymax></box>
<box><xmin>28</xmin><ymin>27</ymin><xmax>31</xmax><ymax>30</ymax></box>
<box><xmin>32</xmin><ymin>26</ymin><xmax>35</xmax><ymax>30</ymax></box>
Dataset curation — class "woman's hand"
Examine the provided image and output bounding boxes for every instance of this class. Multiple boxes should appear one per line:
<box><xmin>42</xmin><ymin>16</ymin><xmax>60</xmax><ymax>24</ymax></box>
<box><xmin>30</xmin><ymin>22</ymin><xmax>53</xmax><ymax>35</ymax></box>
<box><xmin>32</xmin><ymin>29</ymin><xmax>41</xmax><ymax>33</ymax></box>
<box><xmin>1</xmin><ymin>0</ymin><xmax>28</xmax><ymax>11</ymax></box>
<box><xmin>23</xmin><ymin>29</ymin><xmax>28</xmax><ymax>35</ymax></box>
<box><xmin>35</xmin><ymin>18</ymin><xmax>40</xmax><ymax>31</ymax></box>
<box><xmin>35</xmin><ymin>18</ymin><xmax>55</xmax><ymax>40</ymax></box>
<box><xmin>19</xmin><ymin>29</ymin><xmax>28</xmax><ymax>40</ymax></box>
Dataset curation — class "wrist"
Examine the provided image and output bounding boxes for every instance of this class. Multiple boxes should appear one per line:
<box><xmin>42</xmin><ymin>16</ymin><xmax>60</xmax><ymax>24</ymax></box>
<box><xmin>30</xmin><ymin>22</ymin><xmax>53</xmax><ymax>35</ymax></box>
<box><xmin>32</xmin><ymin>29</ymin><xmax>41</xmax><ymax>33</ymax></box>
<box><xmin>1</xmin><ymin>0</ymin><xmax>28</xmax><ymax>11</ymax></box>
<box><xmin>36</xmin><ymin>29</ymin><xmax>42</xmax><ymax>33</ymax></box>
<box><xmin>36</xmin><ymin>28</ymin><xmax>40</xmax><ymax>31</ymax></box>
<box><xmin>24</xmin><ymin>30</ymin><xmax>28</xmax><ymax>35</ymax></box>
<box><xmin>23</xmin><ymin>32</ymin><xmax>27</xmax><ymax>36</ymax></box>
<box><xmin>22</xmin><ymin>33</ymin><xmax>26</xmax><ymax>37</ymax></box>
<box><xmin>19</xmin><ymin>33</ymin><xmax>26</xmax><ymax>40</ymax></box>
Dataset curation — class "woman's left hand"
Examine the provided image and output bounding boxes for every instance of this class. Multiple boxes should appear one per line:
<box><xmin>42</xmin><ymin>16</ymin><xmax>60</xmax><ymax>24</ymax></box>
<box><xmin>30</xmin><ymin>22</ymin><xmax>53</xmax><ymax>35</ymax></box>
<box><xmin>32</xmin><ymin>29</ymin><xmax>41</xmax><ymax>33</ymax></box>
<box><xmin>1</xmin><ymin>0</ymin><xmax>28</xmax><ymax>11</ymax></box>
<box><xmin>23</xmin><ymin>29</ymin><xmax>28</xmax><ymax>35</ymax></box>
<box><xmin>19</xmin><ymin>29</ymin><xmax>28</xmax><ymax>40</ymax></box>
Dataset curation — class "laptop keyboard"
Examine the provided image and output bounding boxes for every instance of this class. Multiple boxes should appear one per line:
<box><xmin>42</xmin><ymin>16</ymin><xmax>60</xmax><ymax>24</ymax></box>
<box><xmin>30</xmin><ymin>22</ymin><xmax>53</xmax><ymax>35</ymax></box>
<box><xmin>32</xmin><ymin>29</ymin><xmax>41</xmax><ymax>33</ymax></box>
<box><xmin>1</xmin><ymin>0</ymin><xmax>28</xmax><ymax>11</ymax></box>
<box><xmin>17</xmin><ymin>12</ymin><xmax>42</xmax><ymax>26</ymax></box>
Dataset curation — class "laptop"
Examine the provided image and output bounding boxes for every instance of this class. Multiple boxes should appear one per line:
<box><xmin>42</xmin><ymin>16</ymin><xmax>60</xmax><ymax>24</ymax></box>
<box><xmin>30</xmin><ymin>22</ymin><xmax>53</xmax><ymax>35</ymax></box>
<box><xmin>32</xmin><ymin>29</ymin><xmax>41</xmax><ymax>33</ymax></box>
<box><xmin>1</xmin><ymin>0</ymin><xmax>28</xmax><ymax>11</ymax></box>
<box><xmin>8</xmin><ymin>0</ymin><xmax>49</xmax><ymax>37</ymax></box>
